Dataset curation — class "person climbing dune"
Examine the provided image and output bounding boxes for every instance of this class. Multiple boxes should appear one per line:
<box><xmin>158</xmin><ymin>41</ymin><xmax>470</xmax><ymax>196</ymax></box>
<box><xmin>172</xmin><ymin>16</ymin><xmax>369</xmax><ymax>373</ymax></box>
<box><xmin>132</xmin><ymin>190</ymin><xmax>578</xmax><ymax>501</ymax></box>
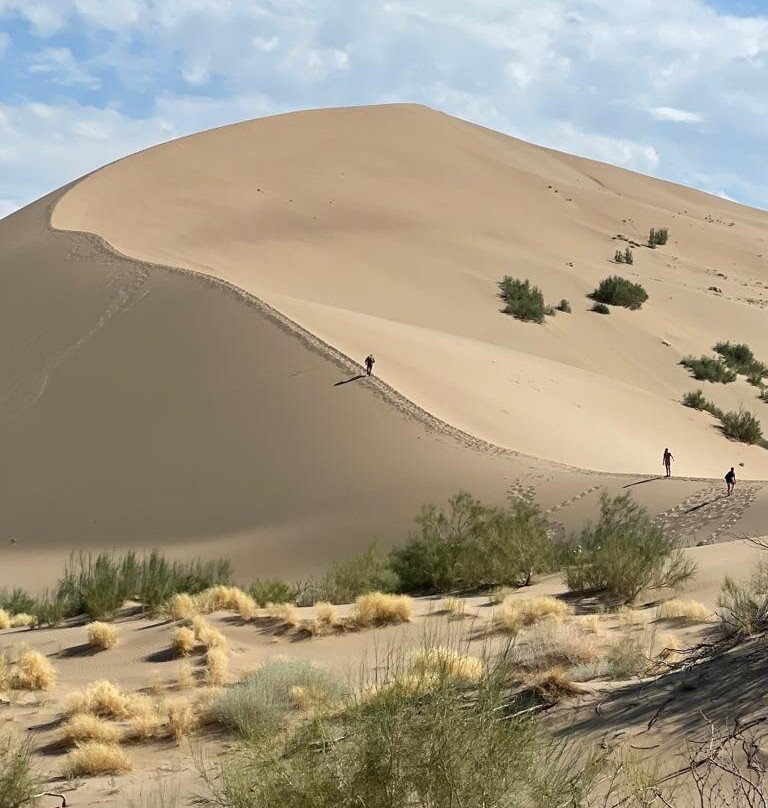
<box><xmin>725</xmin><ymin>467</ymin><xmax>736</xmax><ymax>496</ymax></box>
<box><xmin>663</xmin><ymin>448</ymin><xmax>674</xmax><ymax>478</ymax></box>
<box><xmin>365</xmin><ymin>354</ymin><xmax>375</xmax><ymax>376</ymax></box>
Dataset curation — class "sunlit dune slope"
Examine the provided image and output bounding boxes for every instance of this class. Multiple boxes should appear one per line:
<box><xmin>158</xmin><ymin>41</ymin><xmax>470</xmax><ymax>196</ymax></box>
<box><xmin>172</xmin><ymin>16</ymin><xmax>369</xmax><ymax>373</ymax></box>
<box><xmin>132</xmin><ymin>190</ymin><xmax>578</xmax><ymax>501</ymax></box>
<box><xmin>53</xmin><ymin>103</ymin><xmax>768</xmax><ymax>476</ymax></box>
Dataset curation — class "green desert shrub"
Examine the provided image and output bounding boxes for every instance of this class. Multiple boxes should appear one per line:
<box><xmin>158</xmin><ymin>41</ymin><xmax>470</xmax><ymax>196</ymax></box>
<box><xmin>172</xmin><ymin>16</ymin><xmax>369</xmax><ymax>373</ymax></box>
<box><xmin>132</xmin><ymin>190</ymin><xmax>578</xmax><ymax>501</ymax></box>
<box><xmin>57</xmin><ymin>551</ymin><xmax>232</xmax><ymax>619</ymax></box>
<box><xmin>564</xmin><ymin>493</ymin><xmax>695</xmax><ymax>604</ymax></box>
<box><xmin>679</xmin><ymin>355</ymin><xmax>736</xmax><ymax>384</ymax></box>
<box><xmin>590</xmin><ymin>276</ymin><xmax>648</xmax><ymax>310</ymax></box>
<box><xmin>720</xmin><ymin>407</ymin><xmax>764</xmax><ymax>444</ymax></box>
<box><xmin>760</xmin><ymin>387</ymin><xmax>768</xmax><ymax>403</ymax></box>
<box><xmin>682</xmin><ymin>389</ymin><xmax>707</xmax><ymax>409</ymax></box>
<box><xmin>591</xmin><ymin>302</ymin><xmax>610</xmax><ymax>315</ymax></box>
<box><xmin>605</xmin><ymin>636</ymin><xmax>647</xmax><ymax>679</ymax></box>
<box><xmin>249</xmin><ymin>579</ymin><xmax>296</xmax><ymax>607</ymax></box>
<box><xmin>298</xmin><ymin>548</ymin><xmax>400</xmax><ymax>606</ymax></box>
<box><xmin>0</xmin><ymin>588</ymin><xmax>36</xmax><ymax>617</ymax></box>
<box><xmin>498</xmin><ymin>276</ymin><xmax>546</xmax><ymax>323</ymax></box>
<box><xmin>200</xmin><ymin>652</ymin><xmax>602</xmax><ymax>808</ymax></box>
<box><xmin>556</xmin><ymin>299</ymin><xmax>571</xmax><ymax>313</ymax></box>
<box><xmin>714</xmin><ymin>341</ymin><xmax>766</xmax><ymax>380</ymax></box>
<box><xmin>0</xmin><ymin>731</ymin><xmax>40</xmax><ymax>808</ymax></box>
<box><xmin>389</xmin><ymin>493</ymin><xmax>555</xmax><ymax>594</ymax></box>
<box><xmin>718</xmin><ymin>560</ymin><xmax>768</xmax><ymax>636</ymax></box>
<box><xmin>214</xmin><ymin>658</ymin><xmax>344</xmax><ymax>739</ymax></box>
<box><xmin>648</xmin><ymin>227</ymin><xmax>668</xmax><ymax>246</ymax></box>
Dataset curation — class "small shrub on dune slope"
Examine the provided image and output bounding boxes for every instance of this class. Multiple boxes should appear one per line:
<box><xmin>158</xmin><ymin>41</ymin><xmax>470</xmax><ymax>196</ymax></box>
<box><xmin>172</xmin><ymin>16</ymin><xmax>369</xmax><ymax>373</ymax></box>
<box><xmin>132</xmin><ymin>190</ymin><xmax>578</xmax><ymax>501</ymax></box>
<box><xmin>498</xmin><ymin>276</ymin><xmax>546</xmax><ymax>323</ymax></box>
<box><xmin>214</xmin><ymin>658</ymin><xmax>343</xmax><ymax>739</ymax></box>
<box><xmin>657</xmin><ymin>599</ymin><xmax>714</xmax><ymax>623</ymax></box>
<box><xmin>249</xmin><ymin>579</ymin><xmax>296</xmax><ymax>608</ymax></box>
<box><xmin>680</xmin><ymin>355</ymin><xmax>736</xmax><ymax>384</ymax></box>
<box><xmin>720</xmin><ymin>407</ymin><xmax>764</xmax><ymax>445</ymax></box>
<box><xmin>390</xmin><ymin>492</ymin><xmax>555</xmax><ymax>594</ymax></box>
<box><xmin>11</xmin><ymin>649</ymin><xmax>56</xmax><ymax>691</ymax></box>
<box><xmin>63</xmin><ymin>714</ymin><xmax>122</xmax><ymax>745</ymax></box>
<box><xmin>564</xmin><ymin>493</ymin><xmax>694</xmax><ymax>603</ymax></box>
<box><xmin>350</xmin><ymin>592</ymin><xmax>413</xmax><ymax>627</ymax></box>
<box><xmin>714</xmin><ymin>341</ymin><xmax>767</xmax><ymax>379</ymax></box>
<box><xmin>63</xmin><ymin>742</ymin><xmax>132</xmax><ymax>777</ymax></box>
<box><xmin>0</xmin><ymin>608</ymin><xmax>10</xmax><ymax>630</ymax></box>
<box><xmin>0</xmin><ymin>731</ymin><xmax>40</xmax><ymax>808</ymax></box>
<box><xmin>590</xmin><ymin>276</ymin><xmax>648</xmax><ymax>310</ymax></box>
<box><xmin>591</xmin><ymin>302</ymin><xmax>610</xmax><ymax>315</ymax></box>
<box><xmin>298</xmin><ymin>548</ymin><xmax>399</xmax><ymax>606</ymax></box>
<box><xmin>170</xmin><ymin>626</ymin><xmax>198</xmax><ymax>657</ymax></box>
<box><xmin>409</xmin><ymin>647</ymin><xmax>485</xmax><ymax>683</ymax></box>
<box><xmin>87</xmin><ymin>621</ymin><xmax>119</xmax><ymax>650</ymax></box>
<box><xmin>65</xmin><ymin>680</ymin><xmax>150</xmax><ymax>719</ymax></box>
<box><xmin>718</xmin><ymin>560</ymin><xmax>768</xmax><ymax>636</ymax></box>
<box><xmin>494</xmin><ymin>596</ymin><xmax>571</xmax><ymax>633</ymax></box>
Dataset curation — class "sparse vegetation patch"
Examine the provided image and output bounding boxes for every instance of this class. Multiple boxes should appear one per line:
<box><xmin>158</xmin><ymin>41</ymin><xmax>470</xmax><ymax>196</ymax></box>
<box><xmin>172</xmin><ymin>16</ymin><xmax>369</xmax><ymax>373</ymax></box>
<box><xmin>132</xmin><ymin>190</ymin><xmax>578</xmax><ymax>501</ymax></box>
<box><xmin>680</xmin><ymin>355</ymin><xmax>736</xmax><ymax>383</ymax></box>
<box><xmin>590</xmin><ymin>276</ymin><xmax>648</xmax><ymax>309</ymax></box>
<box><xmin>498</xmin><ymin>276</ymin><xmax>546</xmax><ymax>323</ymax></box>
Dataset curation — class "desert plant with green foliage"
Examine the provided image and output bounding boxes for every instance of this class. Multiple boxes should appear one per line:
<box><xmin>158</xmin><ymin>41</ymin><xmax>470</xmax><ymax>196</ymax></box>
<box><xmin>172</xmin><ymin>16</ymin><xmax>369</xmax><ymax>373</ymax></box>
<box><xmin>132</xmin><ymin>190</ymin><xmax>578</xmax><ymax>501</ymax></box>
<box><xmin>761</xmin><ymin>387</ymin><xmax>768</xmax><ymax>403</ymax></box>
<box><xmin>0</xmin><ymin>588</ymin><xmax>36</xmax><ymax>617</ymax></box>
<box><xmin>214</xmin><ymin>658</ymin><xmax>344</xmax><ymax>740</ymax></box>
<box><xmin>389</xmin><ymin>492</ymin><xmax>555</xmax><ymax>594</ymax></box>
<box><xmin>199</xmin><ymin>650</ymin><xmax>604</xmax><ymax>808</ymax></box>
<box><xmin>0</xmin><ymin>731</ymin><xmax>40</xmax><ymax>808</ymax></box>
<box><xmin>718</xmin><ymin>559</ymin><xmax>768</xmax><ymax>636</ymax></box>
<box><xmin>682</xmin><ymin>389</ymin><xmax>707</xmax><ymax>409</ymax></box>
<box><xmin>556</xmin><ymin>299</ymin><xmax>571</xmax><ymax>313</ymax></box>
<box><xmin>680</xmin><ymin>355</ymin><xmax>736</xmax><ymax>384</ymax></box>
<box><xmin>605</xmin><ymin>635</ymin><xmax>647</xmax><ymax>679</ymax></box>
<box><xmin>591</xmin><ymin>302</ymin><xmax>610</xmax><ymax>314</ymax></box>
<box><xmin>612</xmin><ymin>247</ymin><xmax>634</xmax><ymax>265</ymax></box>
<box><xmin>564</xmin><ymin>493</ymin><xmax>695</xmax><ymax>603</ymax></box>
<box><xmin>720</xmin><ymin>407</ymin><xmax>764</xmax><ymax>445</ymax></box>
<box><xmin>298</xmin><ymin>548</ymin><xmax>400</xmax><ymax>606</ymax></box>
<box><xmin>498</xmin><ymin>276</ymin><xmax>546</xmax><ymax>323</ymax></box>
<box><xmin>57</xmin><ymin>551</ymin><xmax>232</xmax><ymax>619</ymax></box>
<box><xmin>590</xmin><ymin>276</ymin><xmax>648</xmax><ymax>309</ymax></box>
<box><xmin>248</xmin><ymin>579</ymin><xmax>296</xmax><ymax>607</ymax></box>
<box><xmin>714</xmin><ymin>341</ymin><xmax>766</xmax><ymax>381</ymax></box>
<box><xmin>648</xmin><ymin>227</ymin><xmax>669</xmax><ymax>246</ymax></box>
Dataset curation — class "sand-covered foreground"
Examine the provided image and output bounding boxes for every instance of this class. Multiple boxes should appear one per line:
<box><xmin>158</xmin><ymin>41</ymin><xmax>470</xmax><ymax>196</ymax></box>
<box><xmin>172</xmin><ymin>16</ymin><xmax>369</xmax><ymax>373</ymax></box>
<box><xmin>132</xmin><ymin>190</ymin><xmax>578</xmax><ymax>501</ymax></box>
<box><xmin>1</xmin><ymin>540</ymin><xmax>765</xmax><ymax>807</ymax></box>
<box><xmin>53</xmin><ymin>104</ymin><xmax>768</xmax><ymax>477</ymax></box>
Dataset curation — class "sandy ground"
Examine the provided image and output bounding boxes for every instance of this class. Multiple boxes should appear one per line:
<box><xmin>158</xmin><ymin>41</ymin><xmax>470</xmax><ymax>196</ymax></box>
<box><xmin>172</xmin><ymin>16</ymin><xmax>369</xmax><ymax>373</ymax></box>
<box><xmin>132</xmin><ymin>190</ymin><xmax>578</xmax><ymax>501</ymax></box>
<box><xmin>2</xmin><ymin>540</ymin><xmax>763</xmax><ymax>807</ymax></box>
<box><xmin>53</xmin><ymin>103</ymin><xmax>768</xmax><ymax>477</ymax></box>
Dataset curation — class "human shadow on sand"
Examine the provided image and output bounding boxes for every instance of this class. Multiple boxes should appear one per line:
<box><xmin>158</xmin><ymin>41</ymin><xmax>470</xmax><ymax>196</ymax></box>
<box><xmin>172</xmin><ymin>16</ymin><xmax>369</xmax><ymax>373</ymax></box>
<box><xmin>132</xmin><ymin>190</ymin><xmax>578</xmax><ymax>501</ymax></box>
<box><xmin>334</xmin><ymin>374</ymin><xmax>366</xmax><ymax>387</ymax></box>
<box><xmin>622</xmin><ymin>476</ymin><xmax>663</xmax><ymax>489</ymax></box>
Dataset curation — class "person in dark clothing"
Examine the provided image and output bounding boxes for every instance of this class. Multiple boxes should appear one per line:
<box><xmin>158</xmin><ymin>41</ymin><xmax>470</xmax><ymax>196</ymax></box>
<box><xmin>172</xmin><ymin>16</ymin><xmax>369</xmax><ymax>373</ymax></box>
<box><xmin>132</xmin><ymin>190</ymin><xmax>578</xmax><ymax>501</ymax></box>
<box><xmin>662</xmin><ymin>448</ymin><xmax>674</xmax><ymax>478</ymax></box>
<box><xmin>725</xmin><ymin>467</ymin><xmax>736</xmax><ymax>496</ymax></box>
<box><xmin>364</xmin><ymin>354</ymin><xmax>375</xmax><ymax>376</ymax></box>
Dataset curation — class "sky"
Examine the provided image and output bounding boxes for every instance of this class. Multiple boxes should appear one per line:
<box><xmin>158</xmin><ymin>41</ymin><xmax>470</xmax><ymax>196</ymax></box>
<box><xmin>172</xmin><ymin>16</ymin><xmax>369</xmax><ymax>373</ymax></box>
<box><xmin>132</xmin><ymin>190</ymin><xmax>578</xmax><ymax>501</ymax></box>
<box><xmin>1</xmin><ymin>0</ymin><xmax>768</xmax><ymax>218</ymax></box>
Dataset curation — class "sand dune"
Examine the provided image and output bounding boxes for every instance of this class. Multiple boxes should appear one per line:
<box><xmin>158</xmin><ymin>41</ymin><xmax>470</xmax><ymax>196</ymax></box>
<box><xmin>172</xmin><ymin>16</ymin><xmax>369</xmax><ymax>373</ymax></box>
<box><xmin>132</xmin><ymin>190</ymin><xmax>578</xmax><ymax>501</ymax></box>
<box><xmin>53</xmin><ymin>103</ymin><xmax>768</xmax><ymax>477</ymax></box>
<box><xmin>2</xmin><ymin>104</ymin><xmax>768</xmax><ymax>590</ymax></box>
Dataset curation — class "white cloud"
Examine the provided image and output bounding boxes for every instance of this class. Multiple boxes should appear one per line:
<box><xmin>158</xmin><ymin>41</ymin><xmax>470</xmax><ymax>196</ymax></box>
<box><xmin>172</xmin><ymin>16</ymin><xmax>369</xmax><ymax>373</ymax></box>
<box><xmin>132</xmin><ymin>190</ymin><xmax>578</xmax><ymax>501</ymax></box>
<box><xmin>29</xmin><ymin>46</ymin><xmax>100</xmax><ymax>88</ymax></box>
<box><xmin>650</xmin><ymin>106</ymin><xmax>703</xmax><ymax>123</ymax></box>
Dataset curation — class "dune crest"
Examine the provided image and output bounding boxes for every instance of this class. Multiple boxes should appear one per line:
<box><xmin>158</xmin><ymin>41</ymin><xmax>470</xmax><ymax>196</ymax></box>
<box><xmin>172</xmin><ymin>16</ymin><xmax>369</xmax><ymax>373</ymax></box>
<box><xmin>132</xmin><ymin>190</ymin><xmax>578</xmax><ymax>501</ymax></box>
<box><xmin>53</xmin><ymin>103</ymin><xmax>768</xmax><ymax>476</ymax></box>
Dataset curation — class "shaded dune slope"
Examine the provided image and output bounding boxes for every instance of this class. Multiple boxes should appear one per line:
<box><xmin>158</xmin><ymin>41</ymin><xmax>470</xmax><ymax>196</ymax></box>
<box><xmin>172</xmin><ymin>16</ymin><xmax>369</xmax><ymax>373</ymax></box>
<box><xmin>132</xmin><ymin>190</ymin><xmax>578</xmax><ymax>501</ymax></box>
<box><xmin>53</xmin><ymin>103</ymin><xmax>768</xmax><ymax>477</ymax></box>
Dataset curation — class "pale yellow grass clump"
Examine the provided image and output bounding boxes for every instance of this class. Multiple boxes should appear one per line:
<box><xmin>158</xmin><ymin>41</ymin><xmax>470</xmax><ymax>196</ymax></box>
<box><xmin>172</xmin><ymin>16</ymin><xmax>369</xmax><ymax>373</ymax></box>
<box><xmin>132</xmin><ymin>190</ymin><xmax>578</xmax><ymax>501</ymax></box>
<box><xmin>0</xmin><ymin>652</ymin><xmax>8</xmax><ymax>689</ymax></box>
<box><xmin>63</xmin><ymin>714</ymin><xmax>122</xmax><ymax>745</ymax></box>
<box><xmin>441</xmin><ymin>597</ymin><xmax>467</xmax><ymax>617</ymax></box>
<box><xmin>166</xmin><ymin>699</ymin><xmax>200</xmax><ymax>744</ymax></box>
<box><xmin>489</xmin><ymin>587</ymin><xmax>513</xmax><ymax>605</ymax></box>
<box><xmin>494</xmin><ymin>596</ymin><xmax>571</xmax><ymax>633</ymax></box>
<box><xmin>656</xmin><ymin>599</ymin><xmax>714</xmax><ymax>624</ymax></box>
<box><xmin>578</xmin><ymin>614</ymin><xmax>604</xmax><ymax>634</ymax></box>
<box><xmin>617</xmin><ymin>606</ymin><xmax>652</xmax><ymax>629</ymax></box>
<box><xmin>264</xmin><ymin>602</ymin><xmax>300</xmax><ymax>627</ymax></box>
<box><xmin>288</xmin><ymin>684</ymin><xmax>339</xmax><ymax>713</ymax></box>
<box><xmin>191</xmin><ymin>616</ymin><xmax>228</xmax><ymax>649</ymax></box>
<box><xmin>653</xmin><ymin>630</ymin><xmax>684</xmax><ymax>664</ymax></box>
<box><xmin>0</xmin><ymin>608</ymin><xmax>11</xmax><ymax>630</ymax></box>
<box><xmin>176</xmin><ymin>660</ymin><xmax>196</xmax><ymax>690</ymax></box>
<box><xmin>191</xmin><ymin>687</ymin><xmax>221</xmax><ymax>726</ymax></box>
<box><xmin>65</xmin><ymin>680</ymin><xmax>152</xmax><ymax>719</ymax></box>
<box><xmin>167</xmin><ymin>592</ymin><xmax>199</xmax><ymax>621</ymax></box>
<box><xmin>306</xmin><ymin>601</ymin><xmax>340</xmax><ymax>635</ymax></box>
<box><xmin>170</xmin><ymin>625</ymin><xmax>198</xmax><ymax>657</ymax></box>
<box><xmin>205</xmin><ymin>647</ymin><xmax>229</xmax><ymax>685</ymax></box>
<box><xmin>410</xmin><ymin>647</ymin><xmax>485</xmax><ymax>683</ymax></box>
<box><xmin>11</xmin><ymin>649</ymin><xmax>56</xmax><ymax>691</ymax></box>
<box><xmin>10</xmin><ymin>613</ymin><xmax>37</xmax><ymax>628</ymax></box>
<box><xmin>86</xmin><ymin>621</ymin><xmax>119</xmax><ymax>651</ymax></box>
<box><xmin>127</xmin><ymin>700</ymin><xmax>163</xmax><ymax>740</ymax></box>
<box><xmin>351</xmin><ymin>592</ymin><xmax>413</xmax><ymax>627</ymax></box>
<box><xmin>509</xmin><ymin>621</ymin><xmax>599</xmax><ymax>672</ymax></box>
<box><xmin>62</xmin><ymin>742</ymin><xmax>132</xmax><ymax>777</ymax></box>
<box><xmin>523</xmin><ymin>667</ymin><xmax>586</xmax><ymax>705</ymax></box>
<box><xmin>195</xmin><ymin>586</ymin><xmax>258</xmax><ymax>620</ymax></box>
